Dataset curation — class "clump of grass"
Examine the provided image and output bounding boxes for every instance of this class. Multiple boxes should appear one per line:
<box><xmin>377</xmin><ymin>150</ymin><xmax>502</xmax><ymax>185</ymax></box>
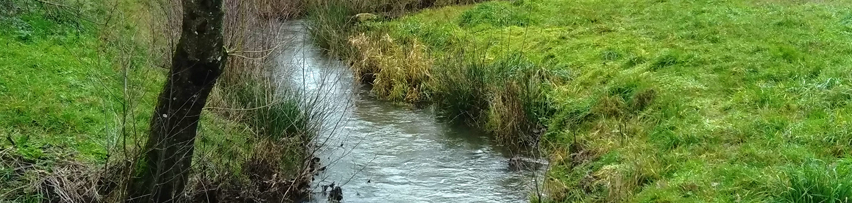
<box><xmin>349</xmin><ymin>33</ymin><xmax>432</xmax><ymax>102</ymax></box>
<box><xmin>431</xmin><ymin>49</ymin><xmax>490</xmax><ymax>123</ymax></box>
<box><xmin>778</xmin><ymin>160</ymin><xmax>852</xmax><ymax>203</ymax></box>
<box><xmin>484</xmin><ymin>56</ymin><xmax>554</xmax><ymax>147</ymax></box>
<box><xmin>219</xmin><ymin>78</ymin><xmax>311</xmax><ymax>141</ymax></box>
<box><xmin>431</xmin><ymin>51</ymin><xmax>555</xmax><ymax>149</ymax></box>
<box><xmin>215</xmin><ymin>0</ymin><xmax>320</xmax><ymax>144</ymax></box>
<box><xmin>649</xmin><ymin>49</ymin><xmax>688</xmax><ymax>71</ymax></box>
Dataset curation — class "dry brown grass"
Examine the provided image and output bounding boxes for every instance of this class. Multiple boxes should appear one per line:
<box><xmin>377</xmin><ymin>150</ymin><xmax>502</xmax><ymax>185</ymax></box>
<box><xmin>487</xmin><ymin>82</ymin><xmax>532</xmax><ymax>146</ymax></box>
<box><xmin>349</xmin><ymin>33</ymin><xmax>432</xmax><ymax>102</ymax></box>
<box><xmin>37</xmin><ymin>163</ymin><xmax>103</xmax><ymax>202</ymax></box>
<box><xmin>0</xmin><ymin>147</ymin><xmax>129</xmax><ymax>202</ymax></box>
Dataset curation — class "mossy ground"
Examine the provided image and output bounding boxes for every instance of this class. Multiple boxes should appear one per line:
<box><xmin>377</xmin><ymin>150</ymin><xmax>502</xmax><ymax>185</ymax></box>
<box><xmin>349</xmin><ymin>0</ymin><xmax>852</xmax><ymax>201</ymax></box>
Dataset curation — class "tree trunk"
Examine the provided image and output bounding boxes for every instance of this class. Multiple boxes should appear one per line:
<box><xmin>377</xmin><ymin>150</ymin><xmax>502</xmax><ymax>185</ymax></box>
<box><xmin>129</xmin><ymin>0</ymin><xmax>226</xmax><ymax>202</ymax></box>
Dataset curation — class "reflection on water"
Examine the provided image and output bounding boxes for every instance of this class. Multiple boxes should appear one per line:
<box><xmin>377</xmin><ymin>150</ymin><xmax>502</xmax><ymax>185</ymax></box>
<box><xmin>275</xmin><ymin>20</ymin><xmax>541</xmax><ymax>203</ymax></box>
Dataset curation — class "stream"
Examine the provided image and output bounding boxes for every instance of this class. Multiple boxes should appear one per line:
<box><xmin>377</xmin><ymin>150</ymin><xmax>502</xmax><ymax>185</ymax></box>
<box><xmin>275</xmin><ymin>20</ymin><xmax>541</xmax><ymax>203</ymax></box>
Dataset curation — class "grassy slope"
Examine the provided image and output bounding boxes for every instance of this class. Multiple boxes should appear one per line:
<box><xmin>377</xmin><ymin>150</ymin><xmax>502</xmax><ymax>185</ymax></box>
<box><xmin>0</xmin><ymin>1</ymin><xmax>256</xmax><ymax>199</ymax></box>
<box><xmin>0</xmin><ymin>1</ymin><xmax>141</xmax><ymax>162</ymax></box>
<box><xmin>358</xmin><ymin>0</ymin><xmax>852</xmax><ymax>201</ymax></box>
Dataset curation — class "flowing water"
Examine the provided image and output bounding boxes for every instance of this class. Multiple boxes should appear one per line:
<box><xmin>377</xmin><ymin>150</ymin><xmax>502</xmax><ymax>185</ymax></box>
<box><xmin>275</xmin><ymin>20</ymin><xmax>541</xmax><ymax>203</ymax></box>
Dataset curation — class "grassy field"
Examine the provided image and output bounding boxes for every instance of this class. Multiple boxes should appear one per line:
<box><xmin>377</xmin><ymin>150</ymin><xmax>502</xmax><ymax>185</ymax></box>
<box><xmin>0</xmin><ymin>0</ymin><xmax>170</xmax><ymax>166</ymax></box>
<box><xmin>342</xmin><ymin>0</ymin><xmax>852</xmax><ymax>201</ymax></box>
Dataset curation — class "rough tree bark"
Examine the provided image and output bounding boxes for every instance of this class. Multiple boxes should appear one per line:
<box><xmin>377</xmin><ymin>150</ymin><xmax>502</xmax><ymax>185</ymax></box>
<box><xmin>130</xmin><ymin>0</ymin><xmax>226</xmax><ymax>202</ymax></box>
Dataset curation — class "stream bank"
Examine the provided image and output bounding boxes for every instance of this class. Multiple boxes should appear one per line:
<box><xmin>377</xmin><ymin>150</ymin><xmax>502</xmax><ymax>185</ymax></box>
<box><xmin>276</xmin><ymin>20</ymin><xmax>543</xmax><ymax>202</ymax></box>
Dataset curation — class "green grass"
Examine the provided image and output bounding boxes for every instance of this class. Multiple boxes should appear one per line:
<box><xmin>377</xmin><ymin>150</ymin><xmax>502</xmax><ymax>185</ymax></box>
<box><xmin>0</xmin><ymin>1</ymin><xmax>155</xmax><ymax>199</ymax></box>
<box><xmin>780</xmin><ymin>160</ymin><xmax>852</xmax><ymax>203</ymax></box>
<box><xmin>0</xmin><ymin>0</ymin><xmax>125</xmax><ymax>162</ymax></box>
<box><xmin>347</xmin><ymin>0</ymin><xmax>852</xmax><ymax>201</ymax></box>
